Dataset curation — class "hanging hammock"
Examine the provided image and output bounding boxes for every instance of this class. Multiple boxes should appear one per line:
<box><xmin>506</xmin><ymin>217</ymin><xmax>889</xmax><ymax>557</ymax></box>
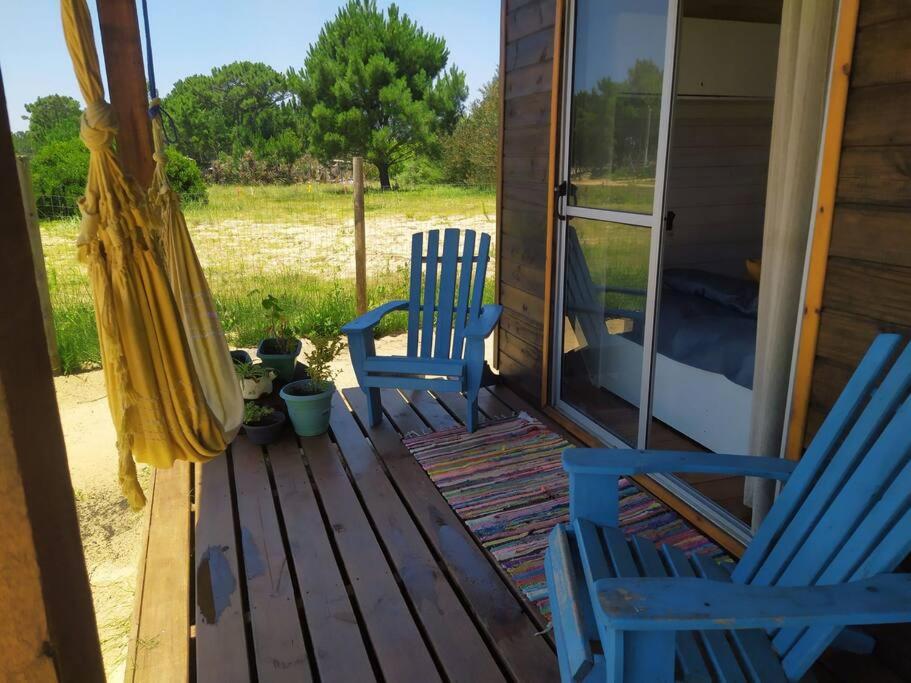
<box><xmin>141</xmin><ymin>0</ymin><xmax>243</xmax><ymax>441</ymax></box>
<box><xmin>61</xmin><ymin>0</ymin><xmax>228</xmax><ymax>509</ymax></box>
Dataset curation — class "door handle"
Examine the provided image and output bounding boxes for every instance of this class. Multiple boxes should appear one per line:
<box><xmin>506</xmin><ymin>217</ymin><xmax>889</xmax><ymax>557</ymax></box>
<box><xmin>555</xmin><ymin>181</ymin><xmax>567</xmax><ymax>220</ymax></box>
<box><xmin>664</xmin><ymin>210</ymin><xmax>676</xmax><ymax>233</ymax></box>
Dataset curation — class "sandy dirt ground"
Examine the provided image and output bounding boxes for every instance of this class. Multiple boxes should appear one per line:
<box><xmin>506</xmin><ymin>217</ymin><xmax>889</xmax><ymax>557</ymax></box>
<box><xmin>188</xmin><ymin>214</ymin><xmax>495</xmax><ymax>278</ymax></box>
<box><xmin>57</xmin><ymin>331</ymin><xmax>493</xmax><ymax>681</ymax></box>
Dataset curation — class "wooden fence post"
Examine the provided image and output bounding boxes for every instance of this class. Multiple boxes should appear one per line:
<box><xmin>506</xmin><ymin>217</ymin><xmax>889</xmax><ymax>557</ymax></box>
<box><xmin>15</xmin><ymin>156</ymin><xmax>61</xmax><ymax>375</ymax></box>
<box><xmin>353</xmin><ymin>156</ymin><xmax>367</xmax><ymax>316</ymax></box>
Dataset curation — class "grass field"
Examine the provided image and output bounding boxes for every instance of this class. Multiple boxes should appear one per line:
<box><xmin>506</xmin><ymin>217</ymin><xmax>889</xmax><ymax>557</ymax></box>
<box><xmin>43</xmin><ymin>183</ymin><xmax>496</xmax><ymax>374</ymax></box>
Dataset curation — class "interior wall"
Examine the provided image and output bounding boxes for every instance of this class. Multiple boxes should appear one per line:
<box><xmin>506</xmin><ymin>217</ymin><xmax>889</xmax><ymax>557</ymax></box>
<box><xmin>496</xmin><ymin>0</ymin><xmax>556</xmax><ymax>402</ymax></box>
<box><xmin>663</xmin><ymin>97</ymin><xmax>774</xmax><ymax>276</ymax></box>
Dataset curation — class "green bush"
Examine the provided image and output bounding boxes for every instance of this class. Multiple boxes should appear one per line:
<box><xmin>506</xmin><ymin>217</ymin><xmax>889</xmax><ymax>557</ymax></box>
<box><xmin>393</xmin><ymin>155</ymin><xmax>445</xmax><ymax>187</ymax></box>
<box><xmin>164</xmin><ymin>147</ymin><xmax>208</xmax><ymax>204</ymax></box>
<box><xmin>30</xmin><ymin>137</ymin><xmax>89</xmax><ymax>218</ymax></box>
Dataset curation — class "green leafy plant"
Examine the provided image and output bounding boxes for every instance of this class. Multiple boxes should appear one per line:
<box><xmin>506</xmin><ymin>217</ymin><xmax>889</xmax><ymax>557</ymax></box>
<box><xmin>163</xmin><ymin>147</ymin><xmax>208</xmax><ymax>204</ymax></box>
<box><xmin>303</xmin><ymin>335</ymin><xmax>344</xmax><ymax>390</ymax></box>
<box><xmin>243</xmin><ymin>402</ymin><xmax>275</xmax><ymax>426</ymax></box>
<box><xmin>289</xmin><ymin>0</ymin><xmax>468</xmax><ymax>189</ymax></box>
<box><xmin>234</xmin><ymin>361</ymin><xmax>274</xmax><ymax>381</ymax></box>
<box><xmin>260</xmin><ymin>294</ymin><xmax>298</xmax><ymax>354</ymax></box>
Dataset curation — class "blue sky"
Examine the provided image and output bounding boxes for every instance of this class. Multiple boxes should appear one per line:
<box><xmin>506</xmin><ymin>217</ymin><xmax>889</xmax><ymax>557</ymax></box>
<box><xmin>1</xmin><ymin>1</ymin><xmax>500</xmax><ymax>132</ymax></box>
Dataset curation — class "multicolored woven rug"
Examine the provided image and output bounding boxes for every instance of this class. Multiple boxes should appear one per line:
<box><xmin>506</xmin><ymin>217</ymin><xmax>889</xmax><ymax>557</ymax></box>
<box><xmin>403</xmin><ymin>413</ymin><xmax>729</xmax><ymax>616</ymax></box>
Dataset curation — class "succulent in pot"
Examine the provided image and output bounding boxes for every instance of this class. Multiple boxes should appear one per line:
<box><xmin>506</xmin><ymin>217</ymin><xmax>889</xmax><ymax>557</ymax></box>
<box><xmin>235</xmin><ymin>361</ymin><xmax>277</xmax><ymax>400</ymax></box>
<box><xmin>281</xmin><ymin>334</ymin><xmax>344</xmax><ymax>436</ymax></box>
<box><xmin>242</xmin><ymin>402</ymin><xmax>286</xmax><ymax>446</ymax></box>
<box><xmin>256</xmin><ymin>294</ymin><xmax>301</xmax><ymax>381</ymax></box>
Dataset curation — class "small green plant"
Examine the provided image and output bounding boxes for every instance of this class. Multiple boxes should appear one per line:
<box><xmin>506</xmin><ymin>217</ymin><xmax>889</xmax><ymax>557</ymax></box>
<box><xmin>243</xmin><ymin>402</ymin><xmax>275</xmax><ymax>426</ymax></box>
<box><xmin>303</xmin><ymin>335</ymin><xmax>344</xmax><ymax>390</ymax></box>
<box><xmin>260</xmin><ymin>293</ymin><xmax>298</xmax><ymax>354</ymax></box>
<box><xmin>234</xmin><ymin>361</ymin><xmax>274</xmax><ymax>380</ymax></box>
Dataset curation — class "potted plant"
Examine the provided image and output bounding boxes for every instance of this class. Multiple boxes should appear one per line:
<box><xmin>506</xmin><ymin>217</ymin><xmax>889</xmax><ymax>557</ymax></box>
<box><xmin>235</xmin><ymin>362</ymin><xmax>277</xmax><ymax>400</ymax></box>
<box><xmin>242</xmin><ymin>402</ymin><xmax>286</xmax><ymax>446</ymax></box>
<box><xmin>256</xmin><ymin>294</ymin><xmax>302</xmax><ymax>381</ymax></box>
<box><xmin>280</xmin><ymin>334</ymin><xmax>344</xmax><ymax>436</ymax></box>
<box><xmin>230</xmin><ymin>349</ymin><xmax>252</xmax><ymax>365</ymax></box>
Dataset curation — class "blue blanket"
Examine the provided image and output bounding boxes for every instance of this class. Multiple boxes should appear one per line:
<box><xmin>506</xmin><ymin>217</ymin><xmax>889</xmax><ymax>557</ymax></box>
<box><xmin>625</xmin><ymin>270</ymin><xmax>758</xmax><ymax>389</ymax></box>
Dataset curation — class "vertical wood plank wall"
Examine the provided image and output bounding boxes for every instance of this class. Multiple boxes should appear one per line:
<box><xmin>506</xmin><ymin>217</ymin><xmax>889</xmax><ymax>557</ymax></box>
<box><xmin>804</xmin><ymin>2</ymin><xmax>911</xmax><ymax>444</ymax></box>
<box><xmin>497</xmin><ymin>0</ymin><xmax>557</xmax><ymax>402</ymax></box>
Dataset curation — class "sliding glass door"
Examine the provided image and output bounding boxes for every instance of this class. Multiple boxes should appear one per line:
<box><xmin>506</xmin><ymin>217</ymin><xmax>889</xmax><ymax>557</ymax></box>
<box><xmin>553</xmin><ymin>0</ymin><xmax>679</xmax><ymax>448</ymax></box>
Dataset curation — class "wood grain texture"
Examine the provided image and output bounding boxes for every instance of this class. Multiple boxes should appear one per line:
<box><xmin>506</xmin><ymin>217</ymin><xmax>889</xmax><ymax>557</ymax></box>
<box><xmin>851</xmin><ymin>17</ymin><xmax>911</xmax><ymax>87</ymax></box>
<box><xmin>268</xmin><ymin>439</ymin><xmax>375</xmax><ymax>683</ymax></box>
<box><xmin>301</xmin><ymin>433</ymin><xmax>441</xmax><ymax>682</ymax></box>
<box><xmin>836</xmin><ymin>146</ymin><xmax>911</xmax><ymax>206</ymax></box>
<box><xmin>505</xmin><ymin>0</ymin><xmax>556</xmax><ymax>42</ymax></box>
<box><xmin>233</xmin><ymin>439</ymin><xmax>311</xmax><ymax>682</ymax></box>
<box><xmin>131</xmin><ymin>463</ymin><xmax>191</xmax><ymax>683</ymax></box>
<box><xmin>96</xmin><ymin>0</ymin><xmax>155</xmax><ymax>188</ymax></box>
<box><xmin>194</xmin><ymin>458</ymin><xmax>249</xmax><ymax>682</ymax></box>
<box><xmin>0</xmin><ymin>71</ymin><xmax>104</xmax><ymax>682</ymax></box>
<box><xmin>344</xmin><ymin>389</ymin><xmax>559</xmax><ymax>681</ymax></box>
<box><xmin>857</xmin><ymin>0</ymin><xmax>911</xmax><ymax>28</ymax></box>
<box><xmin>823</xmin><ymin>257</ymin><xmax>911</xmax><ymax>327</ymax></box>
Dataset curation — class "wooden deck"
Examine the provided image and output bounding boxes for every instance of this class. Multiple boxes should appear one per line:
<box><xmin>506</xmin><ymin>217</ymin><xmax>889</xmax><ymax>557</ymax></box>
<box><xmin>125</xmin><ymin>384</ymin><xmax>560</xmax><ymax>683</ymax></box>
<box><xmin>124</xmin><ymin>380</ymin><xmax>906</xmax><ymax>683</ymax></box>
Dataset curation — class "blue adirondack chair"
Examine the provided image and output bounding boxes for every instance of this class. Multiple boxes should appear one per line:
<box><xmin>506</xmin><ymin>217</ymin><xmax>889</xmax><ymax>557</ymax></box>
<box><xmin>342</xmin><ymin>228</ymin><xmax>501</xmax><ymax>432</ymax></box>
<box><xmin>545</xmin><ymin>333</ymin><xmax>911</xmax><ymax>682</ymax></box>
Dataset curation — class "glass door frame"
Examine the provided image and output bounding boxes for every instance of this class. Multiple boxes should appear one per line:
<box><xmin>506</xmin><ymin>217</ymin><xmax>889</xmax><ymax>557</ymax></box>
<box><xmin>549</xmin><ymin>0</ymin><xmax>752</xmax><ymax>544</ymax></box>
<box><xmin>551</xmin><ymin>0</ymin><xmax>681</xmax><ymax>450</ymax></box>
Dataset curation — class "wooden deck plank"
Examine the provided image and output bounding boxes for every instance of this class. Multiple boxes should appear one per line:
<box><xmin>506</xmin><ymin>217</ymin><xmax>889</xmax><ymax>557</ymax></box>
<box><xmin>344</xmin><ymin>387</ymin><xmax>559</xmax><ymax>682</ymax></box>
<box><xmin>131</xmin><ymin>461</ymin><xmax>191</xmax><ymax>683</ymax></box>
<box><xmin>300</xmin><ymin>431</ymin><xmax>442</xmax><ymax>682</ymax></box>
<box><xmin>379</xmin><ymin>388</ymin><xmax>431</xmax><ymax>434</ymax></box>
<box><xmin>194</xmin><ymin>457</ymin><xmax>250</xmax><ymax>682</ymax></box>
<box><xmin>433</xmin><ymin>388</ymin><xmax>516</xmax><ymax>424</ymax></box>
<box><xmin>329</xmin><ymin>398</ymin><xmax>508</xmax><ymax>683</ymax></box>
<box><xmin>402</xmin><ymin>388</ymin><xmax>461</xmax><ymax>429</ymax></box>
<box><xmin>267</xmin><ymin>437</ymin><xmax>376</xmax><ymax>683</ymax></box>
<box><xmin>232</xmin><ymin>438</ymin><xmax>312</xmax><ymax>681</ymax></box>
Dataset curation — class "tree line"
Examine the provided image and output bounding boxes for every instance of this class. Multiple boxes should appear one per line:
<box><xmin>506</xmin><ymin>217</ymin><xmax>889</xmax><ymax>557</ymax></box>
<box><xmin>14</xmin><ymin>0</ymin><xmax>498</xmax><ymax>216</ymax></box>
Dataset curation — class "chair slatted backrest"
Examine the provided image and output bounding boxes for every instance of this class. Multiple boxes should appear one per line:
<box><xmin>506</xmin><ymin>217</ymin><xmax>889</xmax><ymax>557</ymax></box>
<box><xmin>733</xmin><ymin>334</ymin><xmax>911</xmax><ymax>679</ymax></box>
<box><xmin>406</xmin><ymin>228</ymin><xmax>490</xmax><ymax>361</ymax></box>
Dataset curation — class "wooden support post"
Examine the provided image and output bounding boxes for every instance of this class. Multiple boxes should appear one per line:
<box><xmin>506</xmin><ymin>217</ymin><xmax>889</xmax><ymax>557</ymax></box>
<box><xmin>353</xmin><ymin>156</ymin><xmax>367</xmax><ymax>316</ymax></box>
<box><xmin>15</xmin><ymin>156</ymin><xmax>61</xmax><ymax>375</ymax></box>
<box><xmin>96</xmin><ymin>0</ymin><xmax>155</xmax><ymax>188</ymax></box>
<box><xmin>0</xmin><ymin>69</ymin><xmax>105</xmax><ymax>682</ymax></box>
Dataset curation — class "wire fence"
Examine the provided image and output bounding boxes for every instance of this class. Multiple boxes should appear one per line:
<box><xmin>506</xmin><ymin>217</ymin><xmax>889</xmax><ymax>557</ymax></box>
<box><xmin>36</xmin><ymin>181</ymin><xmax>497</xmax><ymax>373</ymax></box>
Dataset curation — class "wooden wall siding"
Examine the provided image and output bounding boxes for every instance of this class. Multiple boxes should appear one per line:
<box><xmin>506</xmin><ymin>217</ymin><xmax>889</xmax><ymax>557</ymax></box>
<box><xmin>497</xmin><ymin>0</ymin><xmax>556</xmax><ymax>401</ymax></box>
<box><xmin>806</xmin><ymin>1</ymin><xmax>911</xmax><ymax>444</ymax></box>
<box><xmin>663</xmin><ymin>98</ymin><xmax>773</xmax><ymax>275</ymax></box>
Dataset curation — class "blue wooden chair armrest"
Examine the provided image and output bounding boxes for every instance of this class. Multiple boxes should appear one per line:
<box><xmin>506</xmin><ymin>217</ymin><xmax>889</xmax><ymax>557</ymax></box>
<box><xmin>463</xmin><ymin>304</ymin><xmax>502</xmax><ymax>339</ymax></box>
<box><xmin>563</xmin><ymin>448</ymin><xmax>796</xmax><ymax>481</ymax></box>
<box><xmin>341</xmin><ymin>300</ymin><xmax>409</xmax><ymax>334</ymax></box>
<box><xmin>595</xmin><ymin>574</ymin><xmax>911</xmax><ymax>631</ymax></box>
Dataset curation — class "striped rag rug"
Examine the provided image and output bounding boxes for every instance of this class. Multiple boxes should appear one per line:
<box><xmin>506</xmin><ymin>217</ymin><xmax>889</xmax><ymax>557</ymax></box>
<box><xmin>403</xmin><ymin>412</ymin><xmax>729</xmax><ymax>616</ymax></box>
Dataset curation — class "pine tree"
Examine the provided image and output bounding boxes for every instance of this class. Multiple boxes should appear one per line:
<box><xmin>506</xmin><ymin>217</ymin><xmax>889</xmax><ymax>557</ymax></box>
<box><xmin>291</xmin><ymin>0</ymin><xmax>467</xmax><ymax>189</ymax></box>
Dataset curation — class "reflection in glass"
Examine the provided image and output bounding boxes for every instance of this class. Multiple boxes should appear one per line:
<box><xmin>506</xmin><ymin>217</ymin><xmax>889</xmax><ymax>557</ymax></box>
<box><xmin>560</xmin><ymin>219</ymin><xmax>650</xmax><ymax>445</ymax></box>
<box><xmin>568</xmin><ymin>0</ymin><xmax>668</xmax><ymax>213</ymax></box>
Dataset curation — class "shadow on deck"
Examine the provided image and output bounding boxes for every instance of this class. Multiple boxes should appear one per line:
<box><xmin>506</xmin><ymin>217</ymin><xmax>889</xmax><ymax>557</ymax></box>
<box><xmin>125</xmin><ymin>384</ymin><xmax>558</xmax><ymax>683</ymax></box>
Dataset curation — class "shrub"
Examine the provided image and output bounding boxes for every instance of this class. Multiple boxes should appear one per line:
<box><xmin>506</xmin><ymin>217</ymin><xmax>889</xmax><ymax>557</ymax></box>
<box><xmin>393</xmin><ymin>155</ymin><xmax>445</xmax><ymax>187</ymax></box>
<box><xmin>30</xmin><ymin>137</ymin><xmax>89</xmax><ymax>218</ymax></box>
<box><xmin>164</xmin><ymin>147</ymin><xmax>208</xmax><ymax>204</ymax></box>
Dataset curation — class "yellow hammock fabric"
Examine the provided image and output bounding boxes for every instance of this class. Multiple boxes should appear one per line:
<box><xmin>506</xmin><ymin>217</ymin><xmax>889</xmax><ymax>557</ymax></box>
<box><xmin>147</xmin><ymin>109</ymin><xmax>243</xmax><ymax>440</ymax></box>
<box><xmin>62</xmin><ymin>0</ymin><xmax>227</xmax><ymax>509</ymax></box>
